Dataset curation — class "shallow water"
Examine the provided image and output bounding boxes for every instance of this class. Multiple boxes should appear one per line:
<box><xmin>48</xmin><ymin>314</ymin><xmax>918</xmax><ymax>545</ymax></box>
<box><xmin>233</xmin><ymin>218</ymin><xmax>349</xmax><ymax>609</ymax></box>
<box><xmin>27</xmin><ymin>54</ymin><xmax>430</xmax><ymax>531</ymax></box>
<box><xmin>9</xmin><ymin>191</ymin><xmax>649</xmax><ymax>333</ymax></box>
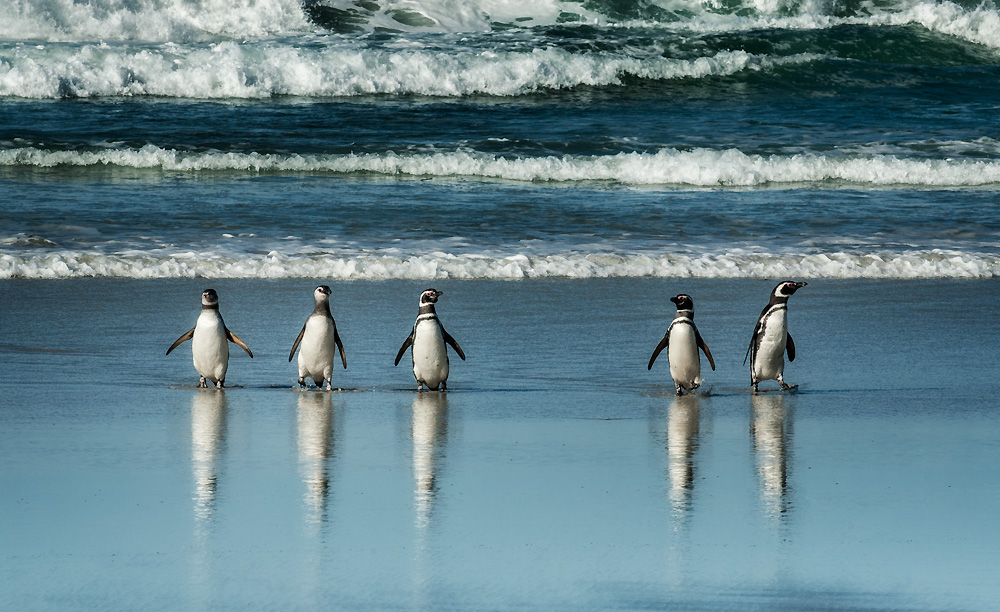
<box><xmin>2</xmin><ymin>278</ymin><xmax>998</xmax><ymax>611</ymax></box>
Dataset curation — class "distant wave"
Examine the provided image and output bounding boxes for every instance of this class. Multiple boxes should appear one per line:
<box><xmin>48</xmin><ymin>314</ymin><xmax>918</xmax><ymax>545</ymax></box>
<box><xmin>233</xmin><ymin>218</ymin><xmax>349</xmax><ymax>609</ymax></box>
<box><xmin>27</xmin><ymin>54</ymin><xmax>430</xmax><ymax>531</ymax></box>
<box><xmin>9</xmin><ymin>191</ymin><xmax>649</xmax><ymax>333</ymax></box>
<box><xmin>3</xmin><ymin>249</ymin><xmax>998</xmax><ymax>279</ymax></box>
<box><xmin>3</xmin><ymin>145</ymin><xmax>1000</xmax><ymax>187</ymax></box>
<box><xmin>2</xmin><ymin>0</ymin><xmax>998</xmax><ymax>47</ymax></box>
<box><xmin>0</xmin><ymin>44</ymin><xmax>806</xmax><ymax>99</ymax></box>
<box><xmin>3</xmin><ymin>1</ymin><xmax>998</xmax><ymax>102</ymax></box>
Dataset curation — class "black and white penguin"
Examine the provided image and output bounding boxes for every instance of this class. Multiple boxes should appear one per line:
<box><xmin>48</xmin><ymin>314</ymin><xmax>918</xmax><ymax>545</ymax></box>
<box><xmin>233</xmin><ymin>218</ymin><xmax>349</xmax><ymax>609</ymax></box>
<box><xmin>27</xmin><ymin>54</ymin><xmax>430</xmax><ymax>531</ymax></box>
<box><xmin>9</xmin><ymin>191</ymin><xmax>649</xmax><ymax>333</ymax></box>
<box><xmin>394</xmin><ymin>288</ymin><xmax>465</xmax><ymax>391</ymax></box>
<box><xmin>288</xmin><ymin>285</ymin><xmax>347</xmax><ymax>391</ymax></box>
<box><xmin>166</xmin><ymin>289</ymin><xmax>253</xmax><ymax>388</ymax></box>
<box><xmin>648</xmin><ymin>294</ymin><xmax>716</xmax><ymax>395</ymax></box>
<box><xmin>744</xmin><ymin>281</ymin><xmax>808</xmax><ymax>392</ymax></box>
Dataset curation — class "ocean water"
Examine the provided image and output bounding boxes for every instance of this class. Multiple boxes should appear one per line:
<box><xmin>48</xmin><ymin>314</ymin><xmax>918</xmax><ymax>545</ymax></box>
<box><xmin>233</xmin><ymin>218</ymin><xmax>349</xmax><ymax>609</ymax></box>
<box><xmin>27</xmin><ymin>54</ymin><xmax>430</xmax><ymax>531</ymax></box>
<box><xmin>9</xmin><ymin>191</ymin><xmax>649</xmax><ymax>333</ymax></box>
<box><xmin>2</xmin><ymin>0</ymin><xmax>1000</xmax><ymax>279</ymax></box>
<box><xmin>2</xmin><ymin>1</ymin><xmax>1000</xmax><ymax>611</ymax></box>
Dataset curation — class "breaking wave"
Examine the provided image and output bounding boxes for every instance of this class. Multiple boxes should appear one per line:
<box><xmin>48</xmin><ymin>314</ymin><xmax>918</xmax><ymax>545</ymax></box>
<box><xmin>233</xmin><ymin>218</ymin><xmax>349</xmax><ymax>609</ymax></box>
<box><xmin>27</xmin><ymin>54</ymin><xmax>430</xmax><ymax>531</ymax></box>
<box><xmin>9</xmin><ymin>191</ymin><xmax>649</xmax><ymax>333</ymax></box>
<box><xmin>3</xmin><ymin>145</ymin><xmax>1000</xmax><ymax>187</ymax></box>
<box><xmin>0</xmin><ymin>45</ymin><xmax>807</xmax><ymax>99</ymax></box>
<box><xmin>3</xmin><ymin>249</ymin><xmax>999</xmax><ymax>279</ymax></box>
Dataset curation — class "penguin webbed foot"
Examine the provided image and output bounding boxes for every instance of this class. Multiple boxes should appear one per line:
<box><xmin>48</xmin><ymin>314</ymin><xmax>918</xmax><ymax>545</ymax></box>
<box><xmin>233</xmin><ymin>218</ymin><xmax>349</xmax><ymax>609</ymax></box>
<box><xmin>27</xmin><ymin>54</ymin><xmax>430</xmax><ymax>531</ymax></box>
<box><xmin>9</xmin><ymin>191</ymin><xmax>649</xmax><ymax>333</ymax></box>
<box><xmin>216</xmin><ymin>379</ymin><xmax>225</xmax><ymax>389</ymax></box>
<box><xmin>675</xmin><ymin>385</ymin><xmax>684</xmax><ymax>396</ymax></box>
<box><xmin>440</xmin><ymin>381</ymin><xmax>448</xmax><ymax>392</ymax></box>
<box><xmin>198</xmin><ymin>377</ymin><xmax>208</xmax><ymax>388</ymax></box>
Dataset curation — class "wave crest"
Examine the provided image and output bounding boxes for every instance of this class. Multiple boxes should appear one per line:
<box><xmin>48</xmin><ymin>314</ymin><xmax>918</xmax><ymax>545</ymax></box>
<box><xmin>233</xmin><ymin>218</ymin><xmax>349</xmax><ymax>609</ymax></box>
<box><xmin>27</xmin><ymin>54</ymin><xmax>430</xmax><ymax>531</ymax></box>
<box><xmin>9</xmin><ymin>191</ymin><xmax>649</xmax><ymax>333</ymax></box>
<box><xmin>3</xmin><ymin>145</ymin><xmax>1000</xmax><ymax>187</ymax></box>
<box><xmin>2</xmin><ymin>249</ymin><xmax>997</xmax><ymax>279</ymax></box>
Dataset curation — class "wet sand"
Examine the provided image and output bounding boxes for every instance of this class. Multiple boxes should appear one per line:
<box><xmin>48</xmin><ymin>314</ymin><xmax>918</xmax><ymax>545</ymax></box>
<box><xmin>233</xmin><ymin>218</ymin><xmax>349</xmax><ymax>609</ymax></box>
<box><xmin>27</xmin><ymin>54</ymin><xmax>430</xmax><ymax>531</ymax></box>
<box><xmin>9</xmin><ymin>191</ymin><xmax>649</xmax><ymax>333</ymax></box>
<box><xmin>2</xmin><ymin>278</ymin><xmax>999</xmax><ymax>611</ymax></box>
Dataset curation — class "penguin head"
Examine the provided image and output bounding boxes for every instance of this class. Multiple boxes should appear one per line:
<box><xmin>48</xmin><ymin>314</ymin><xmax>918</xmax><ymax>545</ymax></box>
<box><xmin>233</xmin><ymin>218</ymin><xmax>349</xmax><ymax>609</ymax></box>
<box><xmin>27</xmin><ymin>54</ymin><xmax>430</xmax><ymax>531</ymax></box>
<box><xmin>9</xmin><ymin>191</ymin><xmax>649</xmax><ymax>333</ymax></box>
<box><xmin>773</xmin><ymin>281</ymin><xmax>807</xmax><ymax>299</ymax></box>
<box><xmin>670</xmin><ymin>294</ymin><xmax>694</xmax><ymax>311</ymax></box>
<box><xmin>314</xmin><ymin>285</ymin><xmax>332</xmax><ymax>301</ymax></box>
<box><xmin>201</xmin><ymin>289</ymin><xmax>219</xmax><ymax>307</ymax></box>
<box><xmin>420</xmin><ymin>288</ymin><xmax>442</xmax><ymax>305</ymax></box>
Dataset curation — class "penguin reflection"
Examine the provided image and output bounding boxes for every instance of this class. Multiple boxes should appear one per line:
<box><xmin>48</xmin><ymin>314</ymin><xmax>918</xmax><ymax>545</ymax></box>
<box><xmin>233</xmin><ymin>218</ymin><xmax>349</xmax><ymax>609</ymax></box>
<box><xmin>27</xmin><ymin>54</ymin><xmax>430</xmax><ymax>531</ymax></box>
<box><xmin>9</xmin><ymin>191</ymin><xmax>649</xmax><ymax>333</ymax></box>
<box><xmin>297</xmin><ymin>392</ymin><xmax>335</xmax><ymax>526</ymax></box>
<box><xmin>191</xmin><ymin>389</ymin><xmax>228</xmax><ymax>526</ymax></box>
<box><xmin>666</xmin><ymin>394</ymin><xmax>701</xmax><ymax>518</ymax></box>
<box><xmin>412</xmin><ymin>392</ymin><xmax>449</xmax><ymax>530</ymax></box>
<box><xmin>750</xmin><ymin>393</ymin><xmax>793</xmax><ymax>518</ymax></box>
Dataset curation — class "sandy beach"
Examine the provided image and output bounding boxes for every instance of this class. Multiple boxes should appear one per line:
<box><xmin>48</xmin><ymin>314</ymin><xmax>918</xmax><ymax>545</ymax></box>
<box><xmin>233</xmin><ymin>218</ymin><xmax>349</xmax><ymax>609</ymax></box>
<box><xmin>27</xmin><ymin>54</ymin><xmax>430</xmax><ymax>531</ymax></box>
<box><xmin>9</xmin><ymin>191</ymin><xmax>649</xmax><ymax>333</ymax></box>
<box><xmin>2</xmin><ymin>277</ymin><xmax>998</xmax><ymax>611</ymax></box>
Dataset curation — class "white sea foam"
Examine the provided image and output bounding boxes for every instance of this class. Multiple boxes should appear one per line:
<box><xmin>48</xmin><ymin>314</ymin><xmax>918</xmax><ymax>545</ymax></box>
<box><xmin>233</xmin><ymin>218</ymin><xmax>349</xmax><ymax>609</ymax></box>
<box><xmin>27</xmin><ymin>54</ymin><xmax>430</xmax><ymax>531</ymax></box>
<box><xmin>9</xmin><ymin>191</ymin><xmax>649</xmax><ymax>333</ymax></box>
<box><xmin>3</xmin><ymin>145</ymin><xmax>1000</xmax><ymax>187</ymax></box>
<box><xmin>0</xmin><ymin>43</ymin><xmax>803</xmax><ymax>98</ymax></box>
<box><xmin>879</xmin><ymin>1</ymin><xmax>1000</xmax><ymax>51</ymax></box>
<box><xmin>0</xmin><ymin>0</ymin><xmax>313</xmax><ymax>43</ymax></box>
<box><xmin>3</xmin><ymin>249</ymin><xmax>998</xmax><ymax>279</ymax></box>
<box><xmin>2</xmin><ymin>0</ymin><xmax>997</xmax><ymax>50</ymax></box>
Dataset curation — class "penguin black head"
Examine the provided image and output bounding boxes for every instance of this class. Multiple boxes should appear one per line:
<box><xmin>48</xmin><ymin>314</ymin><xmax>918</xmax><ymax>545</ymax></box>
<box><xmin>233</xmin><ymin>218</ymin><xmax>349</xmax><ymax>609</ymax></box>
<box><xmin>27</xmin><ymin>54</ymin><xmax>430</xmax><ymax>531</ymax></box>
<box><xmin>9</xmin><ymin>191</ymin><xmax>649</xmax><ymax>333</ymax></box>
<box><xmin>772</xmin><ymin>281</ymin><xmax>807</xmax><ymax>300</ymax></box>
<box><xmin>315</xmin><ymin>285</ymin><xmax>332</xmax><ymax>300</ymax></box>
<box><xmin>201</xmin><ymin>289</ymin><xmax>219</xmax><ymax>307</ymax></box>
<box><xmin>420</xmin><ymin>288</ymin><xmax>442</xmax><ymax>305</ymax></box>
<box><xmin>670</xmin><ymin>294</ymin><xmax>694</xmax><ymax>311</ymax></box>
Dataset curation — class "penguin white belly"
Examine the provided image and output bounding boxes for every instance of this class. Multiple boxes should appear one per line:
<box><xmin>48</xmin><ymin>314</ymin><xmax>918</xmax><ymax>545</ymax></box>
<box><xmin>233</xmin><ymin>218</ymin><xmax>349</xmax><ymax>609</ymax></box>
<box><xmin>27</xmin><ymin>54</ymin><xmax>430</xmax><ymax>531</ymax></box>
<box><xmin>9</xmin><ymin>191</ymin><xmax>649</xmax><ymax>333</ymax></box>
<box><xmin>667</xmin><ymin>324</ymin><xmax>701</xmax><ymax>390</ymax></box>
<box><xmin>299</xmin><ymin>316</ymin><xmax>336</xmax><ymax>384</ymax></box>
<box><xmin>754</xmin><ymin>310</ymin><xmax>787</xmax><ymax>382</ymax></box>
<box><xmin>192</xmin><ymin>312</ymin><xmax>229</xmax><ymax>383</ymax></box>
<box><xmin>412</xmin><ymin>320</ymin><xmax>448</xmax><ymax>389</ymax></box>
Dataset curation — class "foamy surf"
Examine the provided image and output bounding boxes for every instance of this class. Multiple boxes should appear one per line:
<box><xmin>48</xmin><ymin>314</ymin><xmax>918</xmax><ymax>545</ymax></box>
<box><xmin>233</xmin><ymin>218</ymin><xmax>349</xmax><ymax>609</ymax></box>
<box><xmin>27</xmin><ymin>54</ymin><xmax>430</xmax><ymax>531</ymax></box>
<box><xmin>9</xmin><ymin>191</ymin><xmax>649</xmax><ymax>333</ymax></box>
<box><xmin>0</xmin><ymin>44</ymin><xmax>809</xmax><ymax>99</ymax></box>
<box><xmin>3</xmin><ymin>249</ymin><xmax>998</xmax><ymax>279</ymax></box>
<box><xmin>3</xmin><ymin>145</ymin><xmax>999</xmax><ymax>187</ymax></box>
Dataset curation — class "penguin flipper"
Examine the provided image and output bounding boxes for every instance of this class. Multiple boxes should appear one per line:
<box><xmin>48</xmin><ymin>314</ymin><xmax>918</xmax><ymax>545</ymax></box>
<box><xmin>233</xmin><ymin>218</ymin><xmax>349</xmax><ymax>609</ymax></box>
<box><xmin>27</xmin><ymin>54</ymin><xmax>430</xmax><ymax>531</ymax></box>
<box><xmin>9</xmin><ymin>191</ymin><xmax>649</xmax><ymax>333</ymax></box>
<box><xmin>289</xmin><ymin>322</ymin><xmax>307</xmax><ymax>362</ymax></box>
<box><xmin>334</xmin><ymin>326</ymin><xmax>347</xmax><ymax>369</ymax></box>
<box><xmin>227</xmin><ymin>329</ymin><xmax>253</xmax><ymax>358</ymax></box>
<box><xmin>394</xmin><ymin>333</ymin><xmax>414</xmax><ymax>366</ymax></box>
<box><xmin>696</xmin><ymin>330</ymin><xmax>716</xmax><ymax>371</ymax></box>
<box><xmin>647</xmin><ymin>333</ymin><xmax>669</xmax><ymax>370</ymax></box>
<box><xmin>786</xmin><ymin>332</ymin><xmax>795</xmax><ymax>362</ymax></box>
<box><xmin>442</xmin><ymin>328</ymin><xmax>465</xmax><ymax>361</ymax></box>
<box><xmin>166</xmin><ymin>328</ymin><xmax>195</xmax><ymax>355</ymax></box>
<box><xmin>743</xmin><ymin>323</ymin><xmax>761</xmax><ymax>367</ymax></box>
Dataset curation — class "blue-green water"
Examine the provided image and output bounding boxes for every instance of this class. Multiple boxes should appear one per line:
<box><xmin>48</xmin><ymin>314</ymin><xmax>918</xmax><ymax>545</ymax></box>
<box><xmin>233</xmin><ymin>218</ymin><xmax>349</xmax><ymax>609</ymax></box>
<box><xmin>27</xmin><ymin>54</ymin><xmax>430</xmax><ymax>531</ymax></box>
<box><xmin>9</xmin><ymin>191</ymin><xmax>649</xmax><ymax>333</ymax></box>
<box><xmin>2</xmin><ymin>0</ymin><xmax>1000</xmax><ymax>279</ymax></box>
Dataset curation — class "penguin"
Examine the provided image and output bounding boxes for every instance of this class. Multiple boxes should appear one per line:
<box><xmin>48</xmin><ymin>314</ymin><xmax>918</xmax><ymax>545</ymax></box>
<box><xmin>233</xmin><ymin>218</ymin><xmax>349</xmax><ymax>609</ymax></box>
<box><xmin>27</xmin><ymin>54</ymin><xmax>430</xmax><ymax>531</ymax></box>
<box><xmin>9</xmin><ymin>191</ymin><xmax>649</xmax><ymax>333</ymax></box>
<box><xmin>394</xmin><ymin>288</ymin><xmax>465</xmax><ymax>391</ymax></box>
<box><xmin>166</xmin><ymin>288</ymin><xmax>253</xmax><ymax>388</ymax></box>
<box><xmin>288</xmin><ymin>285</ymin><xmax>347</xmax><ymax>391</ymax></box>
<box><xmin>744</xmin><ymin>280</ymin><xmax>808</xmax><ymax>392</ymax></box>
<box><xmin>648</xmin><ymin>294</ymin><xmax>716</xmax><ymax>395</ymax></box>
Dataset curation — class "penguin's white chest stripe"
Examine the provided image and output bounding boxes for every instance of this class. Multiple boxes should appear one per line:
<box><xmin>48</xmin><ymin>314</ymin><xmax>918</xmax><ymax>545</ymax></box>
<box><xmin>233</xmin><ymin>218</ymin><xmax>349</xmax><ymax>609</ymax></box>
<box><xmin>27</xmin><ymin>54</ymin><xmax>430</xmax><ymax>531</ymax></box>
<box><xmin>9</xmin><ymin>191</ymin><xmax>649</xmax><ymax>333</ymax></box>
<box><xmin>192</xmin><ymin>310</ymin><xmax>228</xmax><ymax>382</ymax></box>
<box><xmin>666</xmin><ymin>320</ymin><xmax>701</xmax><ymax>388</ymax></box>
<box><xmin>412</xmin><ymin>317</ymin><xmax>448</xmax><ymax>386</ymax></box>
<box><xmin>299</xmin><ymin>315</ymin><xmax>335</xmax><ymax>377</ymax></box>
<box><xmin>755</xmin><ymin>306</ymin><xmax>787</xmax><ymax>377</ymax></box>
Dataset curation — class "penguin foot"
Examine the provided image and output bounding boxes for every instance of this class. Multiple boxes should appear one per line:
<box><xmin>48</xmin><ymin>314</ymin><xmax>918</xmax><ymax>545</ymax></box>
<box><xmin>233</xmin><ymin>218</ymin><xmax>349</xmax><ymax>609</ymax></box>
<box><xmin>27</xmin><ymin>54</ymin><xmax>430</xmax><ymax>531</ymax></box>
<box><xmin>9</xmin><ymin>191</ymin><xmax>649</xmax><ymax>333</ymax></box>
<box><xmin>440</xmin><ymin>381</ymin><xmax>448</xmax><ymax>392</ymax></box>
<box><xmin>417</xmin><ymin>383</ymin><xmax>425</xmax><ymax>392</ymax></box>
<box><xmin>198</xmin><ymin>377</ymin><xmax>208</xmax><ymax>388</ymax></box>
<box><xmin>216</xmin><ymin>379</ymin><xmax>225</xmax><ymax>389</ymax></box>
<box><xmin>324</xmin><ymin>382</ymin><xmax>333</xmax><ymax>391</ymax></box>
<box><xmin>298</xmin><ymin>377</ymin><xmax>306</xmax><ymax>388</ymax></box>
<box><xmin>674</xmin><ymin>385</ymin><xmax>684</xmax><ymax>396</ymax></box>
<box><xmin>779</xmin><ymin>381</ymin><xmax>793</xmax><ymax>390</ymax></box>
<box><xmin>751</xmin><ymin>382</ymin><xmax>759</xmax><ymax>393</ymax></box>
